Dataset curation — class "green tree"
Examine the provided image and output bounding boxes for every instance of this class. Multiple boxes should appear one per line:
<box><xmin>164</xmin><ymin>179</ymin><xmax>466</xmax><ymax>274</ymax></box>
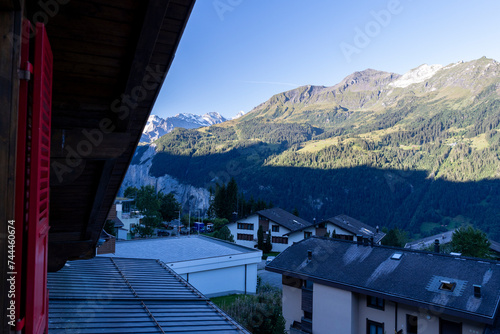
<box><xmin>103</xmin><ymin>219</ymin><xmax>116</xmax><ymax>237</ymax></box>
<box><xmin>263</xmin><ymin>233</ymin><xmax>272</xmax><ymax>253</ymax></box>
<box><xmin>159</xmin><ymin>192</ymin><xmax>180</xmax><ymax>222</ymax></box>
<box><xmin>213</xmin><ymin>226</ymin><xmax>234</xmax><ymax>242</ymax></box>
<box><xmin>451</xmin><ymin>226</ymin><xmax>491</xmax><ymax>258</ymax></box>
<box><xmin>381</xmin><ymin>228</ymin><xmax>407</xmax><ymax>248</ymax></box>
<box><xmin>226</xmin><ymin>177</ymin><xmax>238</xmax><ymax>218</ymax></box>
<box><xmin>123</xmin><ymin>186</ymin><xmax>139</xmax><ymax>199</ymax></box>
<box><xmin>257</xmin><ymin>225</ymin><xmax>264</xmax><ymax>251</ymax></box>
<box><xmin>134</xmin><ymin>185</ymin><xmax>162</xmax><ymax>237</ymax></box>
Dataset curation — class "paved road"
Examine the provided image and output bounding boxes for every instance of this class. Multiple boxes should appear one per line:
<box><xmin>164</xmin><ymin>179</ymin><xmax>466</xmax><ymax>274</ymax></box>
<box><xmin>257</xmin><ymin>260</ymin><xmax>282</xmax><ymax>290</ymax></box>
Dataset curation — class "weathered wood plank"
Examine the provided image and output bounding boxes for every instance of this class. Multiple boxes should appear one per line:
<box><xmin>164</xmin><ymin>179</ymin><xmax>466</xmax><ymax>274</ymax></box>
<box><xmin>0</xmin><ymin>9</ymin><xmax>21</xmax><ymax>333</ymax></box>
<box><xmin>51</xmin><ymin>129</ymin><xmax>130</xmax><ymax>159</ymax></box>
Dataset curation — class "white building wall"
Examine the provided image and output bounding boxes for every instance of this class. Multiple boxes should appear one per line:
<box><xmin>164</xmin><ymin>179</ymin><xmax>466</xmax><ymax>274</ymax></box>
<box><xmin>165</xmin><ymin>250</ymin><xmax>262</xmax><ymax>297</ymax></box>
<box><xmin>313</xmin><ymin>284</ymin><xmax>357</xmax><ymax>334</ymax></box>
<box><xmin>282</xmin><ymin>285</ymin><xmax>302</xmax><ymax>330</ymax></box>
<box><xmin>287</xmin><ymin>226</ymin><xmax>316</xmax><ymax>246</ymax></box>
<box><xmin>324</xmin><ymin>222</ymin><xmax>355</xmax><ymax>238</ymax></box>
<box><xmin>188</xmin><ymin>266</ymin><xmax>245</xmax><ymax>297</ymax></box>
<box><xmin>281</xmin><ymin>281</ymin><xmax>486</xmax><ymax>334</ymax></box>
<box><xmin>228</xmin><ymin>215</ymin><xmax>259</xmax><ymax>249</ymax></box>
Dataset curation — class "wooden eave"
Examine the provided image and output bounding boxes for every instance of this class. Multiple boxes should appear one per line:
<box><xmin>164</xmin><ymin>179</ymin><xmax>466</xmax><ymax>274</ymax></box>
<box><xmin>25</xmin><ymin>0</ymin><xmax>196</xmax><ymax>271</ymax></box>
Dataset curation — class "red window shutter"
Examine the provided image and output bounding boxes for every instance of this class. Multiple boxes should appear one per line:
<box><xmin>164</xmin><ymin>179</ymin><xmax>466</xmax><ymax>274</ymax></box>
<box><xmin>25</xmin><ymin>22</ymin><xmax>53</xmax><ymax>334</ymax></box>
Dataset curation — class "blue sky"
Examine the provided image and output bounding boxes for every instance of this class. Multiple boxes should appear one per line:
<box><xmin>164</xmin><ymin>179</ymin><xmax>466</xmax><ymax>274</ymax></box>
<box><xmin>152</xmin><ymin>0</ymin><xmax>500</xmax><ymax>119</ymax></box>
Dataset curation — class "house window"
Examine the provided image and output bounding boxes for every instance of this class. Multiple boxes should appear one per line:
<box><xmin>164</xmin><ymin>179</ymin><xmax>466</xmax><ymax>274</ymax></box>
<box><xmin>336</xmin><ymin>234</ymin><xmax>354</xmax><ymax>241</ymax></box>
<box><xmin>237</xmin><ymin>233</ymin><xmax>253</xmax><ymax>241</ymax></box>
<box><xmin>439</xmin><ymin>281</ymin><xmax>456</xmax><ymax>292</ymax></box>
<box><xmin>272</xmin><ymin>225</ymin><xmax>280</xmax><ymax>232</ymax></box>
<box><xmin>367</xmin><ymin>296</ymin><xmax>384</xmax><ymax>310</ymax></box>
<box><xmin>303</xmin><ymin>311</ymin><xmax>312</xmax><ymax>320</ymax></box>
<box><xmin>237</xmin><ymin>223</ymin><xmax>254</xmax><ymax>230</ymax></box>
<box><xmin>303</xmin><ymin>280</ymin><xmax>313</xmax><ymax>290</ymax></box>
<box><xmin>304</xmin><ymin>231</ymin><xmax>312</xmax><ymax>239</ymax></box>
<box><xmin>440</xmin><ymin>318</ymin><xmax>462</xmax><ymax>334</ymax></box>
<box><xmin>272</xmin><ymin>236</ymin><xmax>288</xmax><ymax>244</ymax></box>
<box><xmin>407</xmin><ymin>315</ymin><xmax>418</xmax><ymax>334</ymax></box>
<box><xmin>367</xmin><ymin>320</ymin><xmax>384</xmax><ymax>334</ymax></box>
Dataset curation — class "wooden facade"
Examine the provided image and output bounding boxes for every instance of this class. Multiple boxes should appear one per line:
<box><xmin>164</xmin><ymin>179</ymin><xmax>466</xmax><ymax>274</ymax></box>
<box><xmin>1</xmin><ymin>0</ymin><xmax>196</xmax><ymax>332</ymax></box>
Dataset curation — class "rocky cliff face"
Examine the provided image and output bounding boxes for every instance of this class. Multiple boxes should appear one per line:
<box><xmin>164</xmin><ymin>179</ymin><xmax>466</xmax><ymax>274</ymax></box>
<box><xmin>119</xmin><ymin>145</ymin><xmax>210</xmax><ymax>213</ymax></box>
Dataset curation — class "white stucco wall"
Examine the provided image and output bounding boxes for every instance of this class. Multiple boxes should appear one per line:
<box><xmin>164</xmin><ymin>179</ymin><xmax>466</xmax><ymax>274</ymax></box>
<box><xmin>228</xmin><ymin>215</ymin><xmax>259</xmax><ymax>249</ymax></box>
<box><xmin>313</xmin><ymin>284</ymin><xmax>358</xmax><ymax>334</ymax></box>
<box><xmin>165</xmin><ymin>251</ymin><xmax>261</xmax><ymax>297</ymax></box>
<box><xmin>282</xmin><ymin>285</ymin><xmax>302</xmax><ymax>330</ymax></box>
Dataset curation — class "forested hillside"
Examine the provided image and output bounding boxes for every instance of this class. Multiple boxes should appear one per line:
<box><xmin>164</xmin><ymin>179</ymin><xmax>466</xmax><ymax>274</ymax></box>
<box><xmin>130</xmin><ymin>57</ymin><xmax>500</xmax><ymax>240</ymax></box>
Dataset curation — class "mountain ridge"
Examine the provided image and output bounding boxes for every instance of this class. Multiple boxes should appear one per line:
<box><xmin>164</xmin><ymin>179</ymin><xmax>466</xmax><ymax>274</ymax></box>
<box><xmin>141</xmin><ymin>112</ymin><xmax>228</xmax><ymax>143</ymax></box>
<box><xmin>124</xmin><ymin>57</ymin><xmax>500</xmax><ymax>240</ymax></box>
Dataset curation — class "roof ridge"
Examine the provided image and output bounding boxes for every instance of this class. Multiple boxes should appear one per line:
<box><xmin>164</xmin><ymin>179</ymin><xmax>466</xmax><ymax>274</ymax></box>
<box><xmin>311</xmin><ymin>236</ymin><xmax>500</xmax><ymax>264</ymax></box>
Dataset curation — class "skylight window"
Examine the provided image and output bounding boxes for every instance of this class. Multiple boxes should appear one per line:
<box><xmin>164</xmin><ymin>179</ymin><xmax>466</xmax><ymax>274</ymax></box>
<box><xmin>391</xmin><ymin>253</ymin><xmax>403</xmax><ymax>260</ymax></box>
<box><xmin>439</xmin><ymin>280</ymin><xmax>456</xmax><ymax>292</ymax></box>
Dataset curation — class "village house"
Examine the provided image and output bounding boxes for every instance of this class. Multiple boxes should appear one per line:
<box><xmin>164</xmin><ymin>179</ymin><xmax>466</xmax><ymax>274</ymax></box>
<box><xmin>266</xmin><ymin>236</ymin><xmax>500</xmax><ymax>334</ymax></box>
<box><xmin>227</xmin><ymin>208</ymin><xmax>316</xmax><ymax>252</ymax></box>
<box><xmin>319</xmin><ymin>214</ymin><xmax>386</xmax><ymax>244</ymax></box>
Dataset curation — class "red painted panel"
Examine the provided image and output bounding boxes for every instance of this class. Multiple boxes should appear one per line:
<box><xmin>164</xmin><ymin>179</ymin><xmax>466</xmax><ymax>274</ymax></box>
<box><xmin>14</xmin><ymin>19</ymin><xmax>31</xmax><ymax>330</ymax></box>
<box><xmin>25</xmin><ymin>22</ymin><xmax>52</xmax><ymax>334</ymax></box>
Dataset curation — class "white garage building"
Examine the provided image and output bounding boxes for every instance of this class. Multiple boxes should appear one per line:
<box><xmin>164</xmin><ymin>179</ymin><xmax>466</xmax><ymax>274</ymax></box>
<box><xmin>100</xmin><ymin>235</ymin><xmax>262</xmax><ymax>297</ymax></box>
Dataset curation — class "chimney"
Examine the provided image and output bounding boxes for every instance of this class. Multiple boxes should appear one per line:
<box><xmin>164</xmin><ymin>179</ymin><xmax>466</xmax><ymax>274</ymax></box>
<box><xmin>357</xmin><ymin>235</ymin><xmax>363</xmax><ymax>245</ymax></box>
<box><xmin>434</xmin><ymin>239</ymin><xmax>440</xmax><ymax>253</ymax></box>
<box><xmin>370</xmin><ymin>237</ymin><xmax>374</xmax><ymax>247</ymax></box>
<box><xmin>376</xmin><ymin>225</ymin><xmax>379</xmax><ymax>233</ymax></box>
<box><xmin>473</xmin><ymin>285</ymin><xmax>481</xmax><ymax>298</ymax></box>
<box><xmin>307</xmin><ymin>250</ymin><xmax>312</xmax><ymax>261</ymax></box>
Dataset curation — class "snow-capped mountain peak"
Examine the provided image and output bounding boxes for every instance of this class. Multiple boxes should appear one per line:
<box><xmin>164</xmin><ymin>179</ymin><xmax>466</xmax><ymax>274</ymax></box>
<box><xmin>141</xmin><ymin>112</ymin><xmax>228</xmax><ymax>143</ymax></box>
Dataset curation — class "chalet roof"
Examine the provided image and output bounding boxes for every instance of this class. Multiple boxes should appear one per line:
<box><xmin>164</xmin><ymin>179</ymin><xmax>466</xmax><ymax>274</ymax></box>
<box><xmin>322</xmin><ymin>214</ymin><xmax>386</xmax><ymax>243</ymax></box>
<box><xmin>23</xmin><ymin>0</ymin><xmax>196</xmax><ymax>271</ymax></box>
<box><xmin>257</xmin><ymin>208</ymin><xmax>313</xmax><ymax>234</ymax></box>
<box><xmin>48</xmin><ymin>257</ymin><xmax>249</xmax><ymax>333</ymax></box>
<box><xmin>266</xmin><ymin>237</ymin><xmax>500</xmax><ymax>325</ymax></box>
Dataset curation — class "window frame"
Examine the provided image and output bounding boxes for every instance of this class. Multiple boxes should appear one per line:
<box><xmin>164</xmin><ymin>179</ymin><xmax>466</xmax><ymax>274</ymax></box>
<box><xmin>366</xmin><ymin>319</ymin><xmax>384</xmax><ymax>334</ymax></box>
<box><xmin>367</xmin><ymin>295</ymin><xmax>385</xmax><ymax>310</ymax></box>
<box><xmin>237</xmin><ymin>233</ymin><xmax>254</xmax><ymax>241</ymax></box>
<box><xmin>272</xmin><ymin>225</ymin><xmax>280</xmax><ymax>232</ymax></box>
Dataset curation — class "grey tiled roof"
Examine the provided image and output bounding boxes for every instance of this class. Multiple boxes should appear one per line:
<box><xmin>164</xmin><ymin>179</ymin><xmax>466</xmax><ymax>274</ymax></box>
<box><xmin>257</xmin><ymin>208</ymin><xmax>313</xmax><ymax>233</ymax></box>
<box><xmin>266</xmin><ymin>237</ymin><xmax>500</xmax><ymax>324</ymax></box>
<box><xmin>323</xmin><ymin>214</ymin><xmax>386</xmax><ymax>243</ymax></box>
<box><xmin>48</xmin><ymin>257</ymin><xmax>249</xmax><ymax>333</ymax></box>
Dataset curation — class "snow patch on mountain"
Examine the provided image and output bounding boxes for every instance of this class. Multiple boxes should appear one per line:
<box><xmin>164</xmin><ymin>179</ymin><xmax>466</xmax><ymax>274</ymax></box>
<box><xmin>232</xmin><ymin>111</ymin><xmax>246</xmax><ymax>119</ymax></box>
<box><xmin>389</xmin><ymin>64</ymin><xmax>443</xmax><ymax>88</ymax></box>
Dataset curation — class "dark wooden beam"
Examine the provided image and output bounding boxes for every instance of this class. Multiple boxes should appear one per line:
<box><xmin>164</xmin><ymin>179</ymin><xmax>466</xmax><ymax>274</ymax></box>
<box><xmin>0</xmin><ymin>8</ymin><xmax>21</xmax><ymax>332</ymax></box>
<box><xmin>115</xmin><ymin>0</ymin><xmax>171</xmax><ymax>132</ymax></box>
<box><xmin>50</xmin><ymin>128</ymin><xmax>131</xmax><ymax>159</ymax></box>
<box><xmin>83</xmin><ymin>159</ymin><xmax>117</xmax><ymax>244</ymax></box>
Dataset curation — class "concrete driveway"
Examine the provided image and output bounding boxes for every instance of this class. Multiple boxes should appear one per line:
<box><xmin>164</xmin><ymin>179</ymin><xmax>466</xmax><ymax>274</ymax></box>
<box><xmin>258</xmin><ymin>260</ymin><xmax>282</xmax><ymax>290</ymax></box>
